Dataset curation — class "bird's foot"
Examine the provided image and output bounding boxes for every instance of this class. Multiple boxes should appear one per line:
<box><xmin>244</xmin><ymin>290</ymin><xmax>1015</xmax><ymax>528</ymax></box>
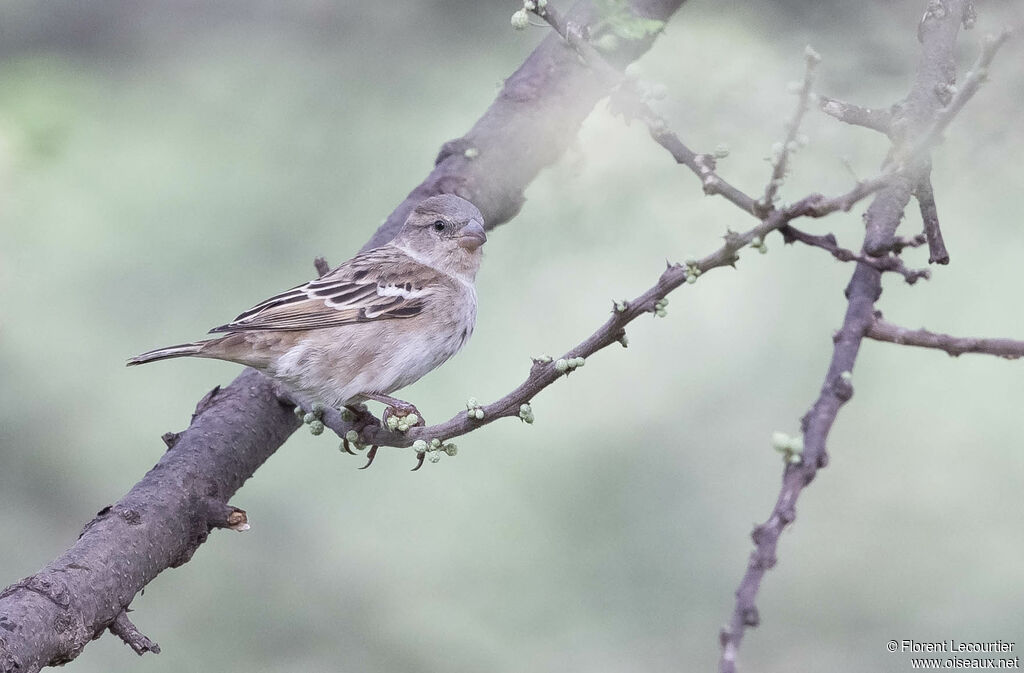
<box><xmin>339</xmin><ymin>404</ymin><xmax>377</xmax><ymax>455</ymax></box>
<box><xmin>362</xmin><ymin>393</ymin><xmax>426</xmax><ymax>433</ymax></box>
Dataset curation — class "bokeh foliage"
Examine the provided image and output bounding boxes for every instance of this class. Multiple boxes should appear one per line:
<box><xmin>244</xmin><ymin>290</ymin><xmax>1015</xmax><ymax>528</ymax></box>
<box><xmin>1</xmin><ymin>1</ymin><xmax>1023</xmax><ymax>671</ymax></box>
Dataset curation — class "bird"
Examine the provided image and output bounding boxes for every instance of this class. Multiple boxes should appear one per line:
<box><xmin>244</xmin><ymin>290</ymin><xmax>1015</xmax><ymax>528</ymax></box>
<box><xmin>128</xmin><ymin>194</ymin><xmax>487</xmax><ymax>444</ymax></box>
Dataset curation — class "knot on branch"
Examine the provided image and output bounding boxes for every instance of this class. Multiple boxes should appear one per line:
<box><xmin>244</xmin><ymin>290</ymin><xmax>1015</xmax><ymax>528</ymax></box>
<box><xmin>109</xmin><ymin>610</ymin><xmax>161</xmax><ymax>656</ymax></box>
<box><xmin>191</xmin><ymin>385</ymin><xmax>222</xmax><ymax>423</ymax></box>
<box><xmin>204</xmin><ymin>501</ymin><xmax>250</xmax><ymax>532</ymax></box>
<box><xmin>435</xmin><ymin>137</ymin><xmax>475</xmax><ymax>165</ymax></box>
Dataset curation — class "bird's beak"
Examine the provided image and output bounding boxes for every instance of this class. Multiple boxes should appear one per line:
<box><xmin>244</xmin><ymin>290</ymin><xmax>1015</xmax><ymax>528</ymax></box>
<box><xmin>458</xmin><ymin>219</ymin><xmax>487</xmax><ymax>251</ymax></box>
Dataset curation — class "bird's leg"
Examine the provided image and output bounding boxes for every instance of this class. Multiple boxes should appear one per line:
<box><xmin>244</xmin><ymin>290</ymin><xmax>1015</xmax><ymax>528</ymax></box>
<box><xmin>362</xmin><ymin>393</ymin><xmax>426</xmax><ymax>429</ymax></box>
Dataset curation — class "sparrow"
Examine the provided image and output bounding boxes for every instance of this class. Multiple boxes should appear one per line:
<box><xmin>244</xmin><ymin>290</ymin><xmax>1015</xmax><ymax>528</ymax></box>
<box><xmin>128</xmin><ymin>194</ymin><xmax>487</xmax><ymax>428</ymax></box>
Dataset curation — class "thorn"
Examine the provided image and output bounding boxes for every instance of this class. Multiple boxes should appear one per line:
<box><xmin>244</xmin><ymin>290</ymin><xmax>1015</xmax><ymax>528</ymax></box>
<box><xmin>340</xmin><ymin>438</ymin><xmax>356</xmax><ymax>455</ymax></box>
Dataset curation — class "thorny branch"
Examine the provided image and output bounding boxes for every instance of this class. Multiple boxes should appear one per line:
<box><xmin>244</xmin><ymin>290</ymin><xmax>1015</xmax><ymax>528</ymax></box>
<box><xmin>817</xmin><ymin>95</ymin><xmax>893</xmax><ymax>134</ymax></box>
<box><xmin>867</xmin><ymin>316</ymin><xmax>1024</xmax><ymax>360</ymax></box>
<box><xmin>719</xmin><ymin>6</ymin><xmax>1010</xmax><ymax>673</ymax></box>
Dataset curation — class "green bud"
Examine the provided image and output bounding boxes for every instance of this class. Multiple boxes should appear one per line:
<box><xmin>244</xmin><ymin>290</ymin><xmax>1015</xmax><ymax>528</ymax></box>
<box><xmin>714</xmin><ymin>143</ymin><xmax>730</xmax><ymax>159</ymax></box>
<box><xmin>309</xmin><ymin>420</ymin><xmax>325</xmax><ymax>436</ymax></box>
<box><xmin>445</xmin><ymin>444</ymin><xmax>458</xmax><ymax>457</ymax></box>
<box><xmin>771</xmin><ymin>431</ymin><xmax>791</xmax><ymax>451</ymax></box>
<box><xmin>345</xmin><ymin>430</ymin><xmax>359</xmax><ymax>443</ymax></box>
<box><xmin>474</xmin><ymin>408</ymin><xmax>485</xmax><ymax>420</ymax></box>
<box><xmin>429</xmin><ymin>453</ymin><xmax>442</xmax><ymax>464</ymax></box>
<box><xmin>386</xmin><ymin>415</ymin><xmax>400</xmax><ymax>430</ymax></box>
<box><xmin>294</xmin><ymin>406</ymin><xmax>305</xmax><ymax>419</ymax></box>
<box><xmin>312</xmin><ymin>403</ymin><xmax>325</xmax><ymax>414</ymax></box>
<box><xmin>685</xmin><ymin>275</ymin><xmax>697</xmax><ymax>285</ymax></box>
<box><xmin>431</xmin><ymin>438</ymin><xmax>442</xmax><ymax>448</ymax></box>
<box><xmin>397</xmin><ymin>423</ymin><xmax>409</xmax><ymax>433</ymax></box>
<box><xmin>302</xmin><ymin>412</ymin><xmax>317</xmax><ymax>425</ymax></box>
<box><xmin>758</xmin><ymin>244</ymin><xmax>768</xmax><ymax>255</ymax></box>
<box><xmin>412</xmin><ymin>439</ymin><xmax>428</xmax><ymax>453</ymax></box>
<box><xmin>340</xmin><ymin>408</ymin><xmax>356</xmax><ymax>423</ymax></box>
<box><xmin>406</xmin><ymin>413</ymin><xmax>419</xmax><ymax>426</ymax></box>
<box><xmin>788</xmin><ymin>435</ymin><xmax>804</xmax><ymax>453</ymax></box>
<box><xmin>787</xmin><ymin>453</ymin><xmax>803</xmax><ymax>465</ymax></box>
<box><xmin>511</xmin><ymin>9</ymin><xmax>529</xmax><ymax>30</ymax></box>
<box><xmin>466</xmin><ymin>397</ymin><xmax>478</xmax><ymax>410</ymax></box>
<box><xmin>839</xmin><ymin>371</ymin><xmax>852</xmax><ymax>383</ymax></box>
<box><xmin>555</xmin><ymin>359</ymin><xmax>569</xmax><ymax>372</ymax></box>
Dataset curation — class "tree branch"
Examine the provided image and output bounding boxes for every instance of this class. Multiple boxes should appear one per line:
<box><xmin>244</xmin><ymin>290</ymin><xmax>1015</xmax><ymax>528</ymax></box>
<box><xmin>108</xmin><ymin>612</ymin><xmax>160</xmax><ymax>657</ymax></box>
<box><xmin>779</xmin><ymin>224</ymin><xmax>930</xmax><ymax>284</ymax></box>
<box><xmin>867</xmin><ymin>316</ymin><xmax>1024</xmax><ymax>359</ymax></box>
<box><xmin>0</xmin><ymin>2</ymin><xmax>686</xmax><ymax>670</ymax></box>
<box><xmin>817</xmin><ymin>95</ymin><xmax>893</xmax><ymax>134</ymax></box>
<box><xmin>914</xmin><ymin>169</ymin><xmax>949</xmax><ymax>264</ymax></box>
<box><xmin>719</xmin><ymin>4</ymin><xmax>1003</xmax><ymax>671</ymax></box>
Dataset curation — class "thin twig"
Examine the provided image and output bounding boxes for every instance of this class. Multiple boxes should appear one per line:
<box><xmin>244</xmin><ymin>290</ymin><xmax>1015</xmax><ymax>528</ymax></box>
<box><xmin>108</xmin><ymin>611</ymin><xmax>160</xmax><ymax>656</ymax></box>
<box><xmin>817</xmin><ymin>95</ymin><xmax>893</xmax><ymax>134</ymax></box>
<box><xmin>761</xmin><ymin>47</ymin><xmax>820</xmax><ymax>210</ymax></box>
<box><xmin>867</xmin><ymin>317</ymin><xmax>1024</xmax><ymax>359</ymax></box>
<box><xmin>779</xmin><ymin>224</ymin><xmax>930</xmax><ymax>284</ymax></box>
<box><xmin>914</xmin><ymin>170</ymin><xmax>949</xmax><ymax>264</ymax></box>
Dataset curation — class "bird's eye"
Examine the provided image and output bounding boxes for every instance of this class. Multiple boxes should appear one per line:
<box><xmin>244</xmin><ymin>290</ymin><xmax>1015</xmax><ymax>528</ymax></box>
<box><xmin>432</xmin><ymin>220</ymin><xmax>446</xmax><ymax>232</ymax></box>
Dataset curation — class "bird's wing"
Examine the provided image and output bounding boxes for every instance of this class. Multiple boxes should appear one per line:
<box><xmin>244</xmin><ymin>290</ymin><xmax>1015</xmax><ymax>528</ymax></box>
<box><xmin>209</xmin><ymin>246</ymin><xmax>439</xmax><ymax>333</ymax></box>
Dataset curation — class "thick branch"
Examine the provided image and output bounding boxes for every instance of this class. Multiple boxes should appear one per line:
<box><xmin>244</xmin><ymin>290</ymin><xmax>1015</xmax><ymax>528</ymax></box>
<box><xmin>867</xmin><ymin>317</ymin><xmax>1024</xmax><ymax>359</ymax></box>
<box><xmin>363</xmin><ymin>0</ymin><xmax>686</xmax><ymax>250</ymax></box>
<box><xmin>0</xmin><ymin>2</ymin><xmax>686</xmax><ymax>671</ymax></box>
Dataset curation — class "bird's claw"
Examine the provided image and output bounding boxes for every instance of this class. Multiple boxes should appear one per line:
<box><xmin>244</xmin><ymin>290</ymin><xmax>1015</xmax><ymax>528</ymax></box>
<box><xmin>411</xmin><ymin>452</ymin><xmax>426</xmax><ymax>471</ymax></box>
<box><xmin>358</xmin><ymin>445</ymin><xmax>380</xmax><ymax>470</ymax></box>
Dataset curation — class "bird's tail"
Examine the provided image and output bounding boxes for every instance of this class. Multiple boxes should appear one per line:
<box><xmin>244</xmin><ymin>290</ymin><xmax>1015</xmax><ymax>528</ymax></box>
<box><xmin>127</xmin><ymin>341</ymin><xmax>208</xmax><ymax>366</ymax></box>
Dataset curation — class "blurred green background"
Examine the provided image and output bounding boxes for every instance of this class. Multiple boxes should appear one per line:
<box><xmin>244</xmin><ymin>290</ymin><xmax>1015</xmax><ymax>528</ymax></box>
<box><xmin>2</xmin><ymin>1</ymin><xmax>1023</xmax><ymax>671</ymax></box>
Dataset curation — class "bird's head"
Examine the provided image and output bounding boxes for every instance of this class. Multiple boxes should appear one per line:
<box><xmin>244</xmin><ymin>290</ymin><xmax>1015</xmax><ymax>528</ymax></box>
<box><xmin>393</xmin><ymin>194</ymin><xmax>487</xmax><ymax>279</ymax></box>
